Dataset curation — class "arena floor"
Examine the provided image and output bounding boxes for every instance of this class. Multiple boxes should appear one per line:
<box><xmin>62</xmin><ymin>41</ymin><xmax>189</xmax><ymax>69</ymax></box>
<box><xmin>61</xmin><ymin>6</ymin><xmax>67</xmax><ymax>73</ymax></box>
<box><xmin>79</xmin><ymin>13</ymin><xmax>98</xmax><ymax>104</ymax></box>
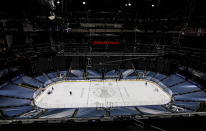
<box><xmin>34</xmin><ymin>79</ymin><xmax>172</xmax><ymax>108</ymax></box>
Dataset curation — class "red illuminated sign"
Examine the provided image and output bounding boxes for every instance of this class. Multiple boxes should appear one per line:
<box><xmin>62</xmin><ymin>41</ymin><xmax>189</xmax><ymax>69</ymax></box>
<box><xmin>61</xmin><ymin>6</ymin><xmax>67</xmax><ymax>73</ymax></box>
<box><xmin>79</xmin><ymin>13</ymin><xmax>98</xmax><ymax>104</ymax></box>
<box><xmin>92</xmin><ymin>41</ymin><xmax>121</xmax><ymax>45</ymax></box>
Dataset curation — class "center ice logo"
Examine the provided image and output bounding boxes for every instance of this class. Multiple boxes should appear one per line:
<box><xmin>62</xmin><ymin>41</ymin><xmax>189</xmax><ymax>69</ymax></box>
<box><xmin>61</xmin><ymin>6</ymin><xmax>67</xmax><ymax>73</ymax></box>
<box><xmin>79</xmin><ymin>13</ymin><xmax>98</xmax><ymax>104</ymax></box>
<box><xmin>93</xmin><ymin>87</ymin><xmax>116</xmax><ymax>98</ymax></box>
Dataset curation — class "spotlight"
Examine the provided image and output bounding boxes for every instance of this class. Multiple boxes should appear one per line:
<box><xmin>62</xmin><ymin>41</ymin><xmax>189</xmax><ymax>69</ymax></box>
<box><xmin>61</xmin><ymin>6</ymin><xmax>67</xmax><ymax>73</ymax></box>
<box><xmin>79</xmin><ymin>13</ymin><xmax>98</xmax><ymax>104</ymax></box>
<box><xmin>48</xmin><ymin>15</ymin><xmax>55</xmax><ymax>20</ymax></box>
<box><xmin>56</xmin><ymin>0</ymin><xmax>60</xmax><ymax>4</ymax></box>
<box><xmin>128</xmin><ymin>3</ymin><xmax>131</xmax><ymax>6</ymax></box>
<box><xmin>152</xmin><ymin>4</ymin><xmax>155</xmax><ymax>7</ymax></box>
<box><xmin>83</xmin><ymin>1</ymin><xmax>86</xmax><ymax>5</ymax></box>
<box><xmin>48</xmin><ymin>11</ymin><xmax>55</xmax><ymax>20</ymax></box>
<box><xmin>125</xmin><ymin>4</ymin><xmax>128</xmax><ymax>7</ymax></box>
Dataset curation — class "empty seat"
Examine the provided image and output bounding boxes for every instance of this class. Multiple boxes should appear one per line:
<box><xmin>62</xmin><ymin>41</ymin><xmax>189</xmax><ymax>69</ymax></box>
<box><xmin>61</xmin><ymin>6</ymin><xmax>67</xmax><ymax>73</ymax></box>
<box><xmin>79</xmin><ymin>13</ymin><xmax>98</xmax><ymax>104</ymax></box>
<box><xmin>162</xmin><ymin>74</ymin><xmax>185</xmax><ymax>87</ymax></box>
<box><xmin>36</xmin><ymin>75</ymin><xmax>48</xmax><ymax>83</ymax></box>
<box><xmin>110</xmin><ymin>107</ymin><xmax>139</xmax><ymax>116</ymax></box>
<box><xmin>40</xmin><ymin>109</ymin><xmax>76</xmax><ymax>118</ymax></box>
<box><xmin>71</xmin><ymin>70</ymin><xmax>84</xmax><ymax>79</ymax></box>
<box><xmin>174</xmin><ymin>101</ymin><xmax>200</xmax><ymax>111</ymax></box>
<box><xmin>0</xmin><ymin>84</ymin><xmax>35</xmax><ymax>98</ymax></box>
<box><xmin>2</xmin><ymin>106</ymin><xmax>33</xmax><ymax>117</ymax></box>
<box><xmin>0</xmin><ymin>97</ymin><xmax>31</xmax><ymax>107</ymax></box>
<box><xmin>122</xmin><ymin>69</ymin><xmax>135</xmax><ymax>79</ymax></box>
<box><xmin>76</xmin><ymin>108</ymin><xmax>105</xmax><ymax>118</ymax></box>
<box><xmin>138</xmin><ymin>105</ymin><xmax>170</xmax><ymax>114</ymax></box>
<box><xmin>154</xmin><ymin>73</ymin><xmax>167</xmax><ymax>80</ymax></box>
<box><xmin>47</xmin><ymin>72</ymin><xmax>58</xmax><ymax>79</ymax></box>
<box><xmin>146</xmin><ymin>71</ymin><xmax>156</xmax><ymax>77</ymax></box>
<box><xmin>21</xmin><ymin>76</ymin><xmax>43</xmax><ymax>88</ymax></box>
<box><xmin>170</xmin><ymin>82</ymin><xmax>201</xmax><ymax>94</ymax></box>
<box><xmin>174</xmin><ymin>91</ymin><xmax>206</xmax><ymax>101</ymax></box>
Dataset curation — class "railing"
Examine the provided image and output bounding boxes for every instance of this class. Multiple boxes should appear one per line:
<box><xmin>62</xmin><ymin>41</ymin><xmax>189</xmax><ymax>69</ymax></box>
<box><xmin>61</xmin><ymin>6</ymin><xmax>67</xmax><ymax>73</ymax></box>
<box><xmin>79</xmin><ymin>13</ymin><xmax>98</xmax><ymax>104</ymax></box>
<box><xmin>144</xmin><ymin>76</ymin><xmax>173</xmax><ymax>97</ymax></box>
<box><xmin>33</xmin><ymin>88</ymin><xmax>44</xmax><ymax>99</ymax></box>
<box><xmin>43</xmin><ymin>77</ymin><xmax>78</xmax><ymax>87</ymax></box>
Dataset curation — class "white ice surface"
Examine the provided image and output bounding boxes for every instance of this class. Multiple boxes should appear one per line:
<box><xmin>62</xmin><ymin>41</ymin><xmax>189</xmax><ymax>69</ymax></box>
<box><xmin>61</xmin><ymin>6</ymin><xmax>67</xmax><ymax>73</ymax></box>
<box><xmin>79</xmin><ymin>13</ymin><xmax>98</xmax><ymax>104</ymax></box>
<box><xmin>34</xmin><ymin>79</ymin><xmax>171</xmax><ymax>108</ymax></box>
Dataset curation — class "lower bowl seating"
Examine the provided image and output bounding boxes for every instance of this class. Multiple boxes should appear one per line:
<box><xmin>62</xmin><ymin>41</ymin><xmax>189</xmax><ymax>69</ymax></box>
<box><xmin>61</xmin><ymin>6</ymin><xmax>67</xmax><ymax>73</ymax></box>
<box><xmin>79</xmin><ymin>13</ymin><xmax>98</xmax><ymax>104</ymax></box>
<box><xmin>0</xmin><ymin>69</ymin><xmax>205</xmax><ymax>119</ymax></box>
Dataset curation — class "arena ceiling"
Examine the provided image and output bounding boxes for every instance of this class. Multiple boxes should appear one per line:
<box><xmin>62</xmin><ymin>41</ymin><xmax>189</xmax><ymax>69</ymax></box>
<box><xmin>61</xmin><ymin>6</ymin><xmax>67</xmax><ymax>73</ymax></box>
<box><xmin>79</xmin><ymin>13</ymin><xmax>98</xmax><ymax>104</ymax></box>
<box><xmin>0</xmin><ymin>0</ymin><xmax>205</xmax><ymax>19</ymax></box>
<box><xmin>0</xmin><ymin>0</ymin><xmax>206</xmax><ymax>73</ymax></box>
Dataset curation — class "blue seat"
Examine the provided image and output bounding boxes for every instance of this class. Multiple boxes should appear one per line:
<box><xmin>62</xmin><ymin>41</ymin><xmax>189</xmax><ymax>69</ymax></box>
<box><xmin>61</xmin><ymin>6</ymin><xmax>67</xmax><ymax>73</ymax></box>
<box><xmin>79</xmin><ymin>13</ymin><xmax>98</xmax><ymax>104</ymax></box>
<box><xmin>173</xmin><ymin>101</ymin><xmax>200</xmax><ymax>111</ymax></box>
<box><xmin>162</xmin><ymin>74</ymin><xmax>185</xmax><ymax>87</ymax></box>
<box><xmin>0</xmin><ymin>97</ymin><xmax>31</xmax><ymax>107</ymax></box>
<box><xmin>76</xmin><ymin>108</ymin><xmax>105</xmax><ymax>118</ymax></box>
<box><xmin>146</xmin><ymin>71</ymin><xmax>156</xmax><ymax>77</ymax></box>
<box><xmin>70</xmin><ymin>70</ymin><xmax>84</xmax><ymax>79</ymax></box>
<box><xmin>40</xmin><ymin>109</ymin><xmax>76</xmax><ymax>118</ymax></box>
<box><xmin>87</xmin><ymin>70</ymin><xmax>101</xmax><ymax>77</ymax></box>
<box><xmin>105</xmin><ymin>70</ymin><xmax>118</xmax><ymax>77</ymax></box>
<box><xmin>170</xmin><ymin>82</ymin><xmax>201</xmax><ymax>94</ymax></box>
<box><xmin>0</xmin><ymin>84</ymin><xmax>35</xmax><ymax>98</ymax></box>
<box><xmin>122</xmin><ymin>69</ymin><xmax>135</xmax><ymax>79</ymax></box>
<box><xmin>59</xmin><ymin>71</ymin><xmax>68</xmax><ymax>76</ymax></box>
<box><xmin>125</xmin><ymin>76</ymin><xmax>137</xmax><ymax>79</ymax></box>
<box><xmin>2</xmin><ymin>106</ymin><xmax>33</xmax><ymax>117</ymax></box>
<box><xmin>22</xmin><ymin>76</ymin><xmax>43</xmax><ymax>88</ymax></box>
<box><xmin>16</xmin><ymin>109</ymin><xmax>44</xmax><ymax>119</ymax></box>
<box><xmin>154</xmin><ymin>73</ymin><xmax>167</xmax><ymax>80</ymax></box>
<box><xmin>10</xmin><ymin>75</ymin><xmax>24</xmax><ymax>84</ymax></box>
<box><xmin>47</xmin><ymin>72</ymin><xmax>58</xmax><ymax>79</ymax></box>
<box><xmin>110</xmin><ymin>107</ymin><xmax>139</xmax><ymax>116</ymax></box>
<box><xmin>68</xmin><ymin>77</ymin><xmax>80</xmax><ymax>80</ymax></box>
<box><xmin>36</xmin><ymin>75</ymin><xmax>48</xmax><ymax>83</ymax></box>
<box><xmin>137</xmin><ymin>105</ymin><xmax>169</xmax><ymax>114</ymax></box>
<box><xmin>174</xmin><ymin>91</ymin><xmax>206</xmax><ymax>101</ymax></box>
<box><xmin>0</xmin><ymin>90</ymin><xmax>34</xmax><ymax>99</ymax></box>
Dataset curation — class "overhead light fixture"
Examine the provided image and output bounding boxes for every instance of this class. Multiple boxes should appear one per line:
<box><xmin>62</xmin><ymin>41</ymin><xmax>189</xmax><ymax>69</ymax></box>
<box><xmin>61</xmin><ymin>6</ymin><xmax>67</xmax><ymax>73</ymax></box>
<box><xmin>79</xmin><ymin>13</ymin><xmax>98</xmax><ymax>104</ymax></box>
<box><xmin>48</xmin><ymin>11</ymin><xmax>55</xmax><ymax>20</ymax></box>
<box><xmin>83</xmin><ymin>1</ymin><xmax>86</xmax><ymax>5</ymax></box>
<box><xmin>125</xmin><ymin>3</ymin><xmax>128</xmax><ymax>7</ymax></box>
<box><xmin>152</xmin><ymin>4</ymin><xmax>155</xmax><ymax>7</ymax></box>
<box><xmin>128</xmin><ymin>3</ymin><xmax>131</xmax><ymax>6</ymax></box>
<box><xmin>56</xmin><ymin>0</ymin><xmax>60</xmax><ymax>4</ymax></box>
<box><xmin>48</xmin><ymin>15</ymin><xmax>55</xmax><ymax>20</ymax></box>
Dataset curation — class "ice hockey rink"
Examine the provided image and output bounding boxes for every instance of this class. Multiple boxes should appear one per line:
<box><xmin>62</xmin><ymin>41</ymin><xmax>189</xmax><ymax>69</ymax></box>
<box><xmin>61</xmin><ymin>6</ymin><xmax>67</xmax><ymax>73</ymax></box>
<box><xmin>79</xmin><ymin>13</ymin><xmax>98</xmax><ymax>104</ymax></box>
<box><xmin>34</xmin><ymin>79</ymin><xmax>172</xmax><ymax>109</ymax></box>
